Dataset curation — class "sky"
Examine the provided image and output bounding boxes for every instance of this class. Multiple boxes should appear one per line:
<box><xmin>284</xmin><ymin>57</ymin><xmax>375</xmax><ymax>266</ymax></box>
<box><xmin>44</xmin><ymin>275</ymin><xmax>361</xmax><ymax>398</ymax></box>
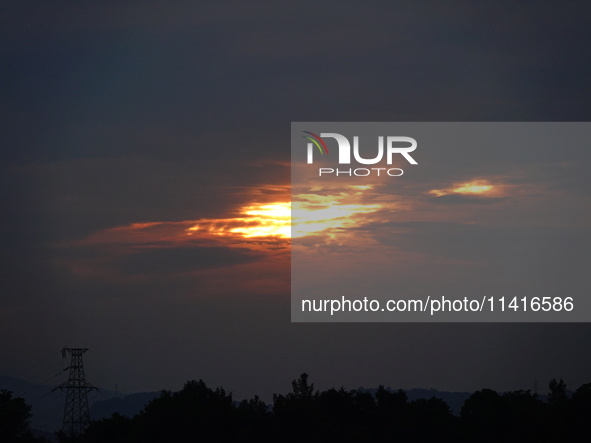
<box><xmin>1</xmin><ymin>1</ymin><xmax>591</xmax><ymax>404</ymax></box>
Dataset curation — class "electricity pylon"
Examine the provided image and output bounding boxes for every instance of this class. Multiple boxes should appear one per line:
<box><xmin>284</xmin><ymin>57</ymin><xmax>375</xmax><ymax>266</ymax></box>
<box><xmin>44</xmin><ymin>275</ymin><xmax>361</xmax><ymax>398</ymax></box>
<box><xmin>54</xmin><ymin>347</ymin><xmax>97</xmax><ymax>437</ymax></box>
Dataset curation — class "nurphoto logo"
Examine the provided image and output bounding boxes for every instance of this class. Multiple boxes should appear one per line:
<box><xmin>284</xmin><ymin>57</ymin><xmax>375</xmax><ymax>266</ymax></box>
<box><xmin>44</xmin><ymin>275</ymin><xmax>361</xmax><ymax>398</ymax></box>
<box><xmin>303</xmin><ymin>131</ymin><xmax>418</xmax><ymax>177</ymax></box>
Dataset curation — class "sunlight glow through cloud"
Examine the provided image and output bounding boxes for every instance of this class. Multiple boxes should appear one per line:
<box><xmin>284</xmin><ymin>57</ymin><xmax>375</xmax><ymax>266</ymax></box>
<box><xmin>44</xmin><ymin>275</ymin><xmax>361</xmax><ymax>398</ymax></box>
<box><xmin>291</xmin><ymin>196</ymin><xmax>381</xmax><ymax>239</ymax></box>
<box><xmin>80</xmin><ymin>185</ymin><xmax>386</xmax><ymax>253</ymax></box>
<box><xmin>429</xmin><ymin>180</ymin><xmax>498</xmax><ymax>197</ymax></box>
<box><xmin>186</xmin><ymin>189</ymin><xmax>383</xmax><ymax>240</ymax></box>
<box><xmin>187</xmin><ymin>203</ymin><xmax>291</xmax><ymax>239</ymax></box>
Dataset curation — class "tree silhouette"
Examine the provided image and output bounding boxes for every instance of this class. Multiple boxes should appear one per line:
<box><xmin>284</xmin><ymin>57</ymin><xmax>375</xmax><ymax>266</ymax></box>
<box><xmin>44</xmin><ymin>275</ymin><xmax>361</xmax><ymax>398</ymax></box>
<box><xmin>0</xmin><ymin>390</ymin><xmax>50</xmax><ymax>442</ymax></box>
<box><xmin>79</xmin><ymin>413</ymin><xmax>131</xmax><ymax>443</ymax></box>
<box><xmin>546</xmin><ymin>378</ymin><xmax>568</xmax><ymax>440</ymax></box>
<box><xmin>236</xmin><ymin>395</ymin><xmax>270</xmax><ymax>441</ymax></box>
<box><xmin>134</xmin><ymin>380</ymin><xmax>235</xmax><ymax>443</ymax></box>
<box><xmin>548</xmin><ymin>378</ymin><xmax>568</xmax><ymax>407</ymax></box>
<box><xmin>409</xmin><ymin>397</ymin><xmax>457</xmax><ymax>442</ymax></box>
<box><xmin>501</xmin><ymin>390</ymin><xmax>546</xmax><ymax>442</ymax></box>
<box><xmin>568</xmin><ymin>382</ymin><xmax>591</xmax><ymax>442</ymax></box>
<box><xmin>71</xmin><ymin>375</ymin><xmax>591</xmax><ymax>443</ymax></box>
<box><xmin>272</xmin><ymin>373</ymin><xmax>320</xmax><ymax>442</ymax></box>
<box><xmin>290</xmin><ymin>372</ymin><xmax>316</xmax><ymax>401</ymax></box>
<box><xmin>0</xmin><ymin>389</ymin><xmax>32</xmax><ymax>441</ymax></box>
<box><xmin>374</xmin><ymin>386</ymin><xmax>409</xmax><ymax>439</ymax></box>
<box><xmin>461</xmin><ymin>388</ymin><xmax>505</xmax><ymax>442</ymax></box>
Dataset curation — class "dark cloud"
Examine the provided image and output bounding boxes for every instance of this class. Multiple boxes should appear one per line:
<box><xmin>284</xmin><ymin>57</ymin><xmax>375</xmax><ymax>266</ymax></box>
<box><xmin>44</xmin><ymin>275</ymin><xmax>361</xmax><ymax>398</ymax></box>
<box><xmin>2</xmin><ymin>2</ymin><xmax>590</xmax><ymax>164</ymax></box>
<box><xmin>117</xmin><ymin>246</ymin><xmax>261</xmax><ymax>275</ymax></box>
<box><xmin>371</xmin><ymin>221</ymin><xmax>591</xmax><ymax>269</ymax></box>
<box><xmin>0</xmin><ymin>157</ymin><xmax>289</xmax><ymax>243</ymax></box>
<box><xmin>426</xmin><ymin>195</ymin><xmax>507</xmax><ymax>204</ymax></box>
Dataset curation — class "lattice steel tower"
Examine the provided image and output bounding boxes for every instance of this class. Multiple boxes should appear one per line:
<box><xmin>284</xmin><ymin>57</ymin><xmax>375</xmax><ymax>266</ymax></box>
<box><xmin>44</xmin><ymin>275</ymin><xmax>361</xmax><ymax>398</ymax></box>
<box><xmin>56</xmin><ymin>347</ymin><xmax>97</xmax><ymax>437</ymax></box>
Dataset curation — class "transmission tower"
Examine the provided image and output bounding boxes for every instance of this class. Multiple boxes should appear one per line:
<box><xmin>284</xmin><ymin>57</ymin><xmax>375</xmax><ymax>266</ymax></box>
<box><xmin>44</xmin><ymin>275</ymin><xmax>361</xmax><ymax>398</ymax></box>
<box><xmin>54</xmin><ymin>347</ymin><xmax>97</xmax><ymax>437</ymax></box>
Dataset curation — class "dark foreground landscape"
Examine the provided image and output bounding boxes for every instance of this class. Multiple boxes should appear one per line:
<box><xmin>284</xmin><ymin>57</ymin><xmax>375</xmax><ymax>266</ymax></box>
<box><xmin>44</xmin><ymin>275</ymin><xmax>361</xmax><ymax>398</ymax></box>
<box><xmin>2</xmin><ymin>374</ymin><xmax>591</xmax><ymax>442</ymax></box>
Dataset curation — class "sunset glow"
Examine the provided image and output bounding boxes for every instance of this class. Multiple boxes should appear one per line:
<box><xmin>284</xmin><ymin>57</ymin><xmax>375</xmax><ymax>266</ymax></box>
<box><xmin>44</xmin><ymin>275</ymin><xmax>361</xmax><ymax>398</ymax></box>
<box><xmin>79</xmin><ymin>185</ymin><xmax>386</xmax><ymax>254</ymax></box>
<box><xmin>186</xmin><ymin>192</ymin><xmax>383</xmax><ymax>241</ymax></box>
<box><xmin>452</xmin><ymin>182</ymin><xmax>493</xmax><ymax>194</ymax></box>
<box><xmin>429</xmin><ymin>180</ymin><xmax>497</xmax><ymax>197</ymax></box>
<box><xmin>187</xmin><ymin>202</ymin><xmax>291</xmax><ymax>239</ymax></box>
<box><xmin>291</xmin><ymin>196</ymin><xmax>381</xmax><ymax>238</ymax></box>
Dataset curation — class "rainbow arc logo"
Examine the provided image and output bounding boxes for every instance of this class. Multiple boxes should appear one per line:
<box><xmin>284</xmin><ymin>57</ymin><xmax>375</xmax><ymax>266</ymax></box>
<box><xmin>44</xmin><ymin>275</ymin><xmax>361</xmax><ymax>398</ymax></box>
<box><xmin>302</xmin><ymin>131</ymin><xmax>328</xmax><ymax>155</ymax></box>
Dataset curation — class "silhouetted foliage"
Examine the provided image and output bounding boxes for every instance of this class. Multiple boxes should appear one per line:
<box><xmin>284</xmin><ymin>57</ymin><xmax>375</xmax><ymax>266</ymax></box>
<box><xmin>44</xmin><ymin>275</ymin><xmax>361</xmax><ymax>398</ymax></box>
<box><xmin>461</xmin><ymin>388</ymin><xmax>504</xmax><ymax>432</ymax></box>
<box><xmin>503</xmin><ymin>390</ymin><xmax>546</xmax><ymax>442</ymax></box>
<box><xmin>461</xmin><ymin>388</ymin><xmax>550</xmax><ymax>443</ymax></box>
<box><xmin>79</xmin><ymin>413</ymin><xmax>131</xmax><ymax>443</ymax></box>
<box><xmin>0</xmin><ymin>389</ymin><xmax>32</xmax><ymax>441</ymax></box>
<box><xmin>136</xmin><ymin>380</ymin><xmax>235</xmax><ymax>443</ymax></box>
<box><xmin>70</xmin><ymin>376</ymin><xmax>591</xmax><ymax>443</ymax></box>
<box><xmin>409</xmin><ymin>397</ymin><xmax>457</xmax><ymax>442</ymax></box>
<box><xmin>568</xmin><ymin>382</ymin><xmax>591</xmax><ymax>442</ymax></box>
<box><xmin>272</xmin><ymin>373</ymin><xmax>320</xmax><ymax>442</ymax></box>
<box><xmin>0</xmin><ymin>390</ymin><xmax>52</xmax><ymax>442</ymax></box>
<box><xmin>548</xmin><ymin>378</ymin><xmax>568</xmax><ymax>407</ymax></box>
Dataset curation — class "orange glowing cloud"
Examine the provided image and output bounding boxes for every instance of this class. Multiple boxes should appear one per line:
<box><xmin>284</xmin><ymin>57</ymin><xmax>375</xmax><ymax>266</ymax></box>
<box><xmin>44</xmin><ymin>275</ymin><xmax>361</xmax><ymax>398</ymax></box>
<box><xmin>291</xmin><ymin>189</ymin><xmax>383</xmax><ymax>239</ymax></box>
<box><xmin>187</xmin><ymin>202</ymin><xmax>291</xmax><ymax>239</ymax></box>
<box><xmin>187</xmin><ymin>185</ymin><xmax>384</xmax><ymax>242</ymax></box>
<box><xmin>429</xmin><ymin>180</ymin><xmax>504</xmax><ymax>197</ymax></box>
<box><xmin>79</xmin><ymin>184</ymin><xmax>386</xmax><ymax>253</ymax></box>
<box><xmin>61</xmin><ymin>183</ymin><xmax>393</xmax><ymax>287</ymax></box>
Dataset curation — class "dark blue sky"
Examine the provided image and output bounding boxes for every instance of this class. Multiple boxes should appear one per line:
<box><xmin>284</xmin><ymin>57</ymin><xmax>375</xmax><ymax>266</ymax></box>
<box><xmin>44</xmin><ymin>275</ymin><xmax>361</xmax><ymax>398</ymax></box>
<box><xmin>1</xmin><ymin>1</ymin><xmax>591</xmax><ymax>401</ymax></box>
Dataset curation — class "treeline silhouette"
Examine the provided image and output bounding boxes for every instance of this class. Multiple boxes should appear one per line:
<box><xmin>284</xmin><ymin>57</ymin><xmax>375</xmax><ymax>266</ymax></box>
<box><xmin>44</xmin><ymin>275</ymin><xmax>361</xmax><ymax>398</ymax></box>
<box><xmin>75</xmin><ymin>375</ymin><xmax>591</xmax><ymax>443</ymax></box>
<box><xmin>3</xmin><ymin>375</ymin><xmax>591</xmax><ymax>442</ymax></box>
